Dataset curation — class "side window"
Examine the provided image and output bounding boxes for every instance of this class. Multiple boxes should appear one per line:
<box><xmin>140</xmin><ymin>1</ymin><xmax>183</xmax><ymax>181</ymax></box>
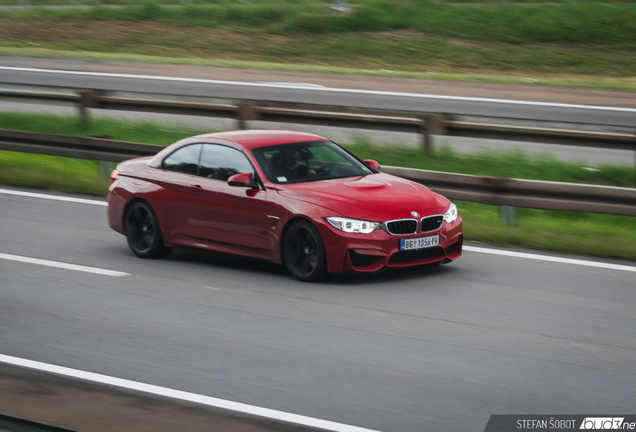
<box><xmin>162</xmin><ymin>144</ymin><xmax>202</xmax><ymax>176</ymax></box>
<box><xmin>199</xmin><ymin>144</ymin><xmax>253</xmax><ymax>181</ymax></box>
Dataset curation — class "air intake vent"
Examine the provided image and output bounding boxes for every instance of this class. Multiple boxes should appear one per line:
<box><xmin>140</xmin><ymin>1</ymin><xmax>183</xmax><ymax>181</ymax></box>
<box><xmin>421</xmin><ymin>215</ymin><xmax>444</xmax><ymax>233</ymax></box>
<box><xmin>389</xmin><ymin>247</ymin><xmax>445</xmax><ymax>264</ymax></box>
<box><xmin>385</xmin><ymin>219</ymin><xmax>418</xmax><ymax>236</ymax></box>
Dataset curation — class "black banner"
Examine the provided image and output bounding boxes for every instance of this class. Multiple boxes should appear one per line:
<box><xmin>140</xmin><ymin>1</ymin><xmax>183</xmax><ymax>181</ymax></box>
<box><xmin>484</xmin><ymin>415</ymin><xmax>636</xmax><ymax>432</ymax></box>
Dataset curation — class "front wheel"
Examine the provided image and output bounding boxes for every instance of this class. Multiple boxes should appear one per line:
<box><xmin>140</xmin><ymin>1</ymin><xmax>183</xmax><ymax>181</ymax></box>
<box><xmin>283</xmin><ymin>220</ymin><xmax>327</xmax><ymax>282</ymax></box>
<box><xmin>124</xmin><ymin>200</ymin><xmax>171</xmax><ymax>259</ymax></box>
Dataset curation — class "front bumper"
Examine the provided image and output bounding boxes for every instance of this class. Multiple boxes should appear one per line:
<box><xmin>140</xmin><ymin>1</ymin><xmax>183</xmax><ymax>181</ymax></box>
<box><xmin>317</xmin><ymin>217</ymin><xmax>463</xmax><ymax>273</ymax></box>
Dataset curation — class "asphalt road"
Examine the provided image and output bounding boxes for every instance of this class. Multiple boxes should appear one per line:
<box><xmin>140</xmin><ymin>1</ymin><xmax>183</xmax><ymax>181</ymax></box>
<box><xmin>1</xmin><ymin>187</ymin><xmax>635</xmax><ymax>431</ymax></box>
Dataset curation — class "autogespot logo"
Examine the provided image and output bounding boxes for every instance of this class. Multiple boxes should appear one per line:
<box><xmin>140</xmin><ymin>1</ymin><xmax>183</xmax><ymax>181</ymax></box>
<box><xmin>483</xmin><ymin>415</ymin><xmax>636</xmax><ymax>431</ymax></box>
<box><xmin>580</xmin><ymin>418</ymin><xmax>634</xmax><ymax>429</ymax></box>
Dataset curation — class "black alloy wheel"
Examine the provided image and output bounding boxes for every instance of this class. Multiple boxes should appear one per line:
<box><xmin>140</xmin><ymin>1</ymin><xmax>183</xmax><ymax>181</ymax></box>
<box><xmin>283</xmin><ymin>220</ymin><xmax>327</xmax><ymax>282</ymax></box>
<box><xmin>124</xmin><ymin>201</ymin><xmax>171</xmax><ymax>258</ymax></box>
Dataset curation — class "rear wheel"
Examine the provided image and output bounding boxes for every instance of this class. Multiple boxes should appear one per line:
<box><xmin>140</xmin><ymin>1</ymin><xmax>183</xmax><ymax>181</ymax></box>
<box><xmin>124</xmin><ymin>201</ymin><xmax>171</xmax><ymax>258</ymax></box>
<box><xmin>283</xmin><ymin>220</ymin><xmax>327</xmax><ymax>282</ymax></box>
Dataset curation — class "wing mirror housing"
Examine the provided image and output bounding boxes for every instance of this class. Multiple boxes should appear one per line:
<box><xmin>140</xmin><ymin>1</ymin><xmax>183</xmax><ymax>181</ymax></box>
<box><xmin>363</xmin><ymin>159</ymin><xmax>380</xmax><ymax>172</ymax></box>
<box><xmin>228</xmin><ymin>172</ymin><xmax>259</xmax><ymax>188</ymax></box>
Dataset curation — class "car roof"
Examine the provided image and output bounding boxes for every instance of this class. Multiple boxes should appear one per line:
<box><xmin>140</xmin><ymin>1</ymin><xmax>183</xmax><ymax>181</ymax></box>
<box><xmin>191</xmin><ymin>130</ymin><xmax>328</xmax><ymax>149</ymax></box>
<box><xmin>146</xmin><ymin>129</ymin><xmax>331</xmax><ymax>169</ymax></box>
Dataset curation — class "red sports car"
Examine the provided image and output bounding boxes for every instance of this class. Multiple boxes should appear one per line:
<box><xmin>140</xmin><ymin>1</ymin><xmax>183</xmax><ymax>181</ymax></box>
<box><xmin>107</xmin><ymin>130</ymin><xmax>462</xmax><ymax>281</ymax></box>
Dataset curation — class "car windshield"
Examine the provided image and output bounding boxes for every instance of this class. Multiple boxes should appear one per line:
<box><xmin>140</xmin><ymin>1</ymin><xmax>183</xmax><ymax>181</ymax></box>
<box><xmin>251</xmin><ymin>140</ymin><xmax>374</xmax><ymax>184</ymax></box>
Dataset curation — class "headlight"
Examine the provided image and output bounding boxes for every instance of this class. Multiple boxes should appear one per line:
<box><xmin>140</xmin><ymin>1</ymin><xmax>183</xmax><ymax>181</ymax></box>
<box><xmin>326</xmin><ymin>217</ymin><xmax>380</xmax><ymax>234</ymax></box>
<box><xmin>444</xmin><ymin>203</ymin><xmax>458</xmax><ymax>224</ymax></box>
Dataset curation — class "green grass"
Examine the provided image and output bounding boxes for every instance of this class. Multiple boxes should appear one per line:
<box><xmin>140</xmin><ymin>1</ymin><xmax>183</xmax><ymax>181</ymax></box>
<box><xmin>1</xmin><ymin>1</ymin><xmax>636</xmax><ymax>89</ymax></box>
<box><xmin>0</xmin><ymin>112</ymin><xmax>193</xmax><ymax>144</ymax></box>
<box><xmin>4</xmin><ymin>2</ymin><xmax>636</xmax><ymax>43</ymax></box>
<box><xmin>345</xmin><ymin>135</ymin><xmax>636</xmax><ymax>188</ymax></box>
<box><xmin>0</xmin><ymin>113</ymin><xmax>199</xmax><ymax>194</ymax></box>
<box><xmin>459</xmin><ymin>201</ymin><xmax>636</xmax><ymax>260</ymax></box>
<box><xmin>0</xmin><ymin>151</ymin><xmax>112</xmax><ymax>195</ymax></box>
<box><xmin>1</xmin><ymin>0</ymin><xmax>635</xmax><ymax>5</ymax></box>
<box><xmin>1</xmin><ymin>112</ymin><xmax>635</xmax><ymax>261</ymax></box>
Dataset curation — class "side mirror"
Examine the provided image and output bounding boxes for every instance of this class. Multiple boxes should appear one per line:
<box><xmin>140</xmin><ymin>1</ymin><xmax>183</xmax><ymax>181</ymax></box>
<box><xmin>228</xmin><ymin>172</ymin><xmax>258</xmax><ymax>188</ymax></box>
<box><xmin>363</xmin><ymin>159</ymin><xmax>380</xmax><ymax>171</ymax></box>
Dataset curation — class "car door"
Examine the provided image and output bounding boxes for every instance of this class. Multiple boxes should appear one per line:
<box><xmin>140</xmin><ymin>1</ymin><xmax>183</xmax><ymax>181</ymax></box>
<box><xmin>186</xmin><ymin>143</ymin><xmax>269</xmax><ymax>251</ymax></box>
<box><xmin>146</xmin><ymin>143</ymin><xmax>203</xmax><ymax>239</ymax></box>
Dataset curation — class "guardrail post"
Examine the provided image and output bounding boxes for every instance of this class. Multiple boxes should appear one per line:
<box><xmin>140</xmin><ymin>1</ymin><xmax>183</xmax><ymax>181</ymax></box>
<box><xmin>99</xmin><ymin>161</ymin><xmax>115</xmax><ymax>178</ymax></box>
<box><xmin>500</xmin><ymin>205</ymin><xmax>516</xmax><ymax>225</ymax></box>
<box><xmin>78</xmin><ymin>92</ymin><xmax>90</xmax><ymax>128</ymax></box>
<box><xmin>78</xmin><ymin>90</ymin><xmax>106</xmax><ymax>129</ymax></box>
<box><xmin>421</xmin><ymin>114</ymin><xmax>449</xmax><ymax>155</ymax></box>
<box><xmin>633</xmin><ymin>141</ymin><xmax>636</xmax><ymax>175</ymax></box>
<box><xmin>89</xmin><ymin>135</ymin><xmax>116</xmax><ymax>177</ymax></box>
<box><xmin>237</xmin><ymin>102</ymin><xmax>258</xmax><ymax>130</ymax></box>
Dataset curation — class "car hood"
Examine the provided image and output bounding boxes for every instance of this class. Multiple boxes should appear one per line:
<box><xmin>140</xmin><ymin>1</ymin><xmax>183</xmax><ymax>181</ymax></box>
<box><xmin>276</xmin><ymin>173</ymin><xmax>450</xmax><ymax>220</ymax></box>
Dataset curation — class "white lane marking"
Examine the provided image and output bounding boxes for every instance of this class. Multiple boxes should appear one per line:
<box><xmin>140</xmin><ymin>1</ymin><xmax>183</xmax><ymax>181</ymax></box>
<box><xmin>0</xmin><ymin>354</ymin><xmax>381</xmax><ymax>432</ymax></box>
<box><xmin>464</xmin><ymin>245</ymin><xmax>636</xmax><ymax>273</ymax></box>
<box><xmin>0</xmin><ymin>188</ymin><xmax>107</xmax><ymax>206</ymax></box>
<box><xmin>1</xmin><ymin>66</ymin><xmax>635</xmax><ymax>113</ymax></box>
<box><xmin>0</xmin><ymin>253</ymin><xmax>129</xmax><ymax>277</ymax></box>
<box><xmin>264</xmin><ymin>82</ymin><xmax>327</xmax><ymax>88</ymax></box>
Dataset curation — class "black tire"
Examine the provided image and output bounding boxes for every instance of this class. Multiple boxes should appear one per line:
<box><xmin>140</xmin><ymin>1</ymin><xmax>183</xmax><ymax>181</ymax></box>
<box><xmin>124</xmin><ymin>200</ymin><xmax>171</xmax><ymax>259</ymax></box>
<box><xmin>283</xmin><ymin>220</ymin><xmax>327</xmax><ymax>282</ymax></box>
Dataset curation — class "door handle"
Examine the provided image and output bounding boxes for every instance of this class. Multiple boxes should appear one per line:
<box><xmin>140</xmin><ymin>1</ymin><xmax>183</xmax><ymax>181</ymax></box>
<box><xmin>190</xmin><ymin>184</ymin><xmax>204</xmax><ymax>192</ymax></box>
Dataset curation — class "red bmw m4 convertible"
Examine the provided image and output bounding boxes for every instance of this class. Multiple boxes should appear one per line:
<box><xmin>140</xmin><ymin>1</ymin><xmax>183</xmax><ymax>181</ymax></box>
<box><xmin>107</xmin><ymin>130</ymin><xmax>463</xmax><ymax>281</ymax></box>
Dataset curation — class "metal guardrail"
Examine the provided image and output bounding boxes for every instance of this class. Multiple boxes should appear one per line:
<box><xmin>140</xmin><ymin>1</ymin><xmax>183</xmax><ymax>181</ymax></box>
<box><xmin>444</xmin><ymin>121</ymin><xmax>636</xmax><ymax>151</ymax></box>
<box><xmin>0</xmin><ymin>414</ymin><xmax>74</xmax><ymax>432</ymax></box>
<box><xmin>382</xmin><ymin>166</ymin><xmax>636</xmax><ymax>217</ymax></box>
<box><xmin>0</xmin><ymin>128</ymin><xmax>155</xmax><ymax>162</ymax></box>
<box><xmin>2</xmin><ymin>89</ymin><xmax>635</xmax><ymax>160</ymax></box>
<box><xmin>1</xmin><ymin>128</ymin><xmax>634</xmax><ymax>216</ymax></box>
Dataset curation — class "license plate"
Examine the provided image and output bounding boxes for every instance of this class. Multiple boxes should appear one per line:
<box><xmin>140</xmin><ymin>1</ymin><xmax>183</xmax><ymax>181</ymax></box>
<box><xmin>400</xmin><ymin>235</ymin><xmax>439</xmax><ymax>251</ymax></box>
